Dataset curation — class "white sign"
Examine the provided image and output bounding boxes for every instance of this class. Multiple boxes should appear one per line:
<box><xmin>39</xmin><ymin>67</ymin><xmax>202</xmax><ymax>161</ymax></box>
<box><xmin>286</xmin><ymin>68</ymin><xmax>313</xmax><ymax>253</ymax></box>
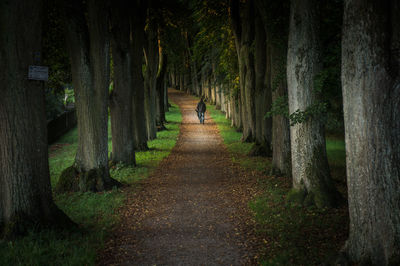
<box><xmin>28</xmin><ymin>66</ymin><xmax>48</xmax><ymax>81</ymax></box>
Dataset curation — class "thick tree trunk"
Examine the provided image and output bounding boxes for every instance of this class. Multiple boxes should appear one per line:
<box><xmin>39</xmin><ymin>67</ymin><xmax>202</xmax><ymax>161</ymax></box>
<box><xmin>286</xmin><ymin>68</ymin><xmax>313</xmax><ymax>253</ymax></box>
<box><xmin>57</xmin><ymin>0</ymin><xmax>120</xmax><ymax>193</ymax></box>
<box><xmin>131</xmin><ymin>1</ymin><xmax>148</xmax><ymax>151</ymax></box>
<box><xmin>340</xmin><ymin>1</ymin><xmax>400</xmax><ymax>264</ymax></box>
<box><xmin>271</xmin><ymin>43</ymin><xmax>291</xmax><ymax>176</ymax></box>
<box><xmin>0</xmin><ymin>0</ymin><xmax>73</xmax><ymax>237</ymax></box>
<box><xmin>251</xmin><ymin>10</ymin><xmax>272</xmax><ymax>156</ymax></box>
<box><xmin>109</xmin><ymin>1</ymin><xmax>135</xmax><ymax>165</ymax></box>
<box><xmin>255</xmin><ymin>0</ymin><xmax>291</xmax><ymax>174</ymax></box>
<box><xmin>144</xmin><ymin>18</ymin><xmax>158</xmax><ymax>141</ymax></box>
<box><xmin>286</xmin><ymin>0</ymin><xmax>339</xmax><ymax>207</ymax></box>
<box><xmin>230</xmin><ymin>0</ymin><xmax>256</xmax><ymax>142</ymax></box>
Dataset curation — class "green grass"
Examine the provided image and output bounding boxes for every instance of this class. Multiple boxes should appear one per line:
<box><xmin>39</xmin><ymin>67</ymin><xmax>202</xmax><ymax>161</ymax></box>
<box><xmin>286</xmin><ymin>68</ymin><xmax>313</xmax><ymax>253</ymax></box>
<box><xmin>207</xmin><ymin>104</ymin><xmax>272</xmax><ymax>172</ymax></box>
<box><xmin>0</xmin><ymin>104</ymin><xmax>182</xmax><ymax>266</ymax></box>
<box><xmin>207</xmin><ymin>104</ymin><xmax>348</xmax><ymax>265</ymax></box>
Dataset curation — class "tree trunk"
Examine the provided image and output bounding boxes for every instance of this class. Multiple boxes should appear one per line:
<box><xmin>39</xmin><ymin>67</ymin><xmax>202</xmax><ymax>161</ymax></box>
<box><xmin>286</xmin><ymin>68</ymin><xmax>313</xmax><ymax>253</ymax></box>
<box><xmin>255</xmin><ymin>0</ymin><xmax>292</xmax><ymax>174</ymax></box>
<box><xmin>271</xmin><ymin>43</ymin><xmax>291</xmax><ymax>176</ymax></box>
<box><xmin>340</xmin><ymin>0</ymin><xmax>400</xmax><ymax>264</ymax></box>
<box><xmin>163</xmin><ymin>71</ymin><xmax>169</xmax><ymax>112</ymax></box>
<box><xmin>144</xmin><ymin>17</ymin><xmax>158</xmax><ymax>141</ymax></box>
<box><xmin>230</xmin><ymin>0</ymin><xmax>256</xmax><ymax>142</ymax></box>
<box><xmin>179</xmin><ymin>73</ymin><xmax>184</xmax><ymax>91</ymax></box>
<box><xmin>109</xmin><ymin>1</ymin><xmax>135</xmax><ymax>165</ymax></box>
<box><xmin>57</xmin><ymin>0</ymin><xmax>120</xmax><ymax>193</ymax></box>
<box><xmin>184</xmin><ymin>66</ymin><xmax>190</xmax><ymax>94</ymax></box>
<box><xmin>192</xmin><ymin>60</ymin><xmax>200</xmax><ymax>96</ymax></box>
<box><xmin>251</xmin><ymin>9</ymin><xmax>272</xmax><ymax>156</ymax></box>
<box><xmin>156</xmin><ymin>43</ymin><xmax>167</xmax><ymax>130</ymax></box>
<box><xmin>231</xmin><ymin>92</ymin><xmax>242</xmax><ymax>130</ymax></box>
<box><xmin>164</xmin><ymin>72</ymin><xmax>170</xmax><ymax>112</ymax></box>
<box><xmin>0</xmin><ymin>0</ymin><xmax>73</xmax><ymax>237</ymax></box>
<box><xmin>131</xmin><ymin>0</ymin><xmax>148</xmax><ymax>151</ymax></box>
<box><xmin>286</xmin><ymin>0</ymin><xmax>339</xmax><ymax>207</ymax></box>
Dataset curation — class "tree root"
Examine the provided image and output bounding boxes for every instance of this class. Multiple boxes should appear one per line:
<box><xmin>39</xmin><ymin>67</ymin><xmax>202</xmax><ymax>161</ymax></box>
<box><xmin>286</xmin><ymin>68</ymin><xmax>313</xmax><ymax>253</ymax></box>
<box><xmin>56</xmin><ymin>165</ymin><xmax>121</xmax><ymax>193</ymax></box>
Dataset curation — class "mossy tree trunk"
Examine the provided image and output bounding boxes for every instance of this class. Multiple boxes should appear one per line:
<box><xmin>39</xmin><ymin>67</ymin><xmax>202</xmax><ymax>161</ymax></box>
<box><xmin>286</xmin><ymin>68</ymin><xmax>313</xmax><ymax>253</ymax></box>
<box><xmin>0</xmin><ymin>0</ymin><xmax>73</xmax><ymax>238</ymax></box>
<box><xmin>131</xmin><ymin>0</ymin><xmax>148</xmax><ymax>151</ymax></box>
<box><xmin>109</xmin><ymin>0</ymin><xmax>135</xmax><ymax>165</ymax></box>
<box><xmin>340</xmin><ymin>0</ymin><xmax>400</xmax><ymax>264</ymax></box>
<box><xmin>286</xmin><ymin>0</ymin><xmax>339</xmax><ymax>207</ymax></box>
<box><xmin>58</xmin><ymin>0</ymin><xmax>120</xmax><ymax>192</ymax></box>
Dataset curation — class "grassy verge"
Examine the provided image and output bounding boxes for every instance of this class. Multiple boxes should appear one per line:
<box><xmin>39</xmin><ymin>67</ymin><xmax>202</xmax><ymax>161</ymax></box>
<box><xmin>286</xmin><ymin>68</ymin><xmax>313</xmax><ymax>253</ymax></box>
<box><xmin>207</xmin><ymin>105</ymin><xmax>272</xmax><ymax>172</ymax></box>
<box><xmin>0</xmin><ymin>104</ymin><xmax>182</xmax><ymax>266</ymax></box>
<box><xmin>208</xmin><ymin>104</ymin><xmax>348</xmax><ymax>265</ymax></box>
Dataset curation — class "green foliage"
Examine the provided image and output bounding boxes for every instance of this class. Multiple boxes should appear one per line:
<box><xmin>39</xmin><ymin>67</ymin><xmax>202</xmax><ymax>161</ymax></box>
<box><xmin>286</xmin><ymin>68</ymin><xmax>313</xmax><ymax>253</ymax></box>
<box><xmin>267</xmin><ymin>71</ymin><xmax>329</xmax><ymax>126</ymax></box>
<box><xmin>266</xmin><ymin>97</ymin><xmax>330</xmax><ymax>128</ymax></box>
<box><xmin>265</xmin><ymin>96</ymin><xmax>289</xmax><ymax>119</ymax></box>
<box><xmin>164</xmin><ymin>0</ymin><xmax>238</xmax><ymax>96</ymax></box>
<box><xmin>288</xmin><ymin>102</ymin><xmax>328</xmax><ymax>126</ymax></box>
<box><xmin>64</xmin><ymin>88</ymin><xmax>75</xmax><ymax>105</ymax></box>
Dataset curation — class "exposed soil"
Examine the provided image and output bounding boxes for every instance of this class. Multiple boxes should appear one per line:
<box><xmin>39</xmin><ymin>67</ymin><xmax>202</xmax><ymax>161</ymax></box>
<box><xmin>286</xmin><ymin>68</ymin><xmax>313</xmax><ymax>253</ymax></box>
<box><xmin>98</xmin><ymin>89</ymin><xmax>262</xmax><ymax>265</ymax></box>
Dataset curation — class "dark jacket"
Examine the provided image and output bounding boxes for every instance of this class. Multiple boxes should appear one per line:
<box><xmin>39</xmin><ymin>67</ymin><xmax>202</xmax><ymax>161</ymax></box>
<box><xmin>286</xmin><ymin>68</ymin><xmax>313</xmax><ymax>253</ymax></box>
<box><xmin>196</xmin><ymin>100</ymin><xmax>206</xmax><ymax>113</ymax></box>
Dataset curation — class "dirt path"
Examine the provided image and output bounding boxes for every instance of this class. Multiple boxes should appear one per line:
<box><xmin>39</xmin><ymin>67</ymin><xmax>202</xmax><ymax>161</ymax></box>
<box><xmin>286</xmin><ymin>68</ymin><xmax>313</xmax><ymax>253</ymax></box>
<box><xmin>99</xmin><ymin>89</ymin><xmax>260</xmax><ymax>265</ymax></box>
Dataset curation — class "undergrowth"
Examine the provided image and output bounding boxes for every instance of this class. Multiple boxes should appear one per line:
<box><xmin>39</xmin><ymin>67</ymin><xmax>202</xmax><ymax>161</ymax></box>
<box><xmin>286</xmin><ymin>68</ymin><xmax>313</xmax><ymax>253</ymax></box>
<box><xmin>0</xmin><ymin>104</ymin><xmax>182</xmax><ymax>266</ymax></box>
<box><xmin>207</xmin><ymin>103</ymin><xmax>348</xmax><ymax>265</ymax></box>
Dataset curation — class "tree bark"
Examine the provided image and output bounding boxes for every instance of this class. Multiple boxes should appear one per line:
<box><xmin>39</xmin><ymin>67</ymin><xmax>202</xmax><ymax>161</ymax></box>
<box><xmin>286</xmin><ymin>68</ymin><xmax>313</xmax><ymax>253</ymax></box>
<box><xmin>131</xmin><ymin>0</ymin><xmax>148</xmax><ymax>151</ymax></box>
<box><xmin>156</xmin><ymin>41</ymin><xmax>167</xmax><ymax>129</ymax></box>
<box><xmin>251</xmin><ymin>9</ymin><xmax>272</xmax><ymax>156</ymax></box>
<box><xmin>286</xmin><ymin>0</ymin><xmax>339</xmax><ymax>207</ymax></box>
<box><xmin>340</xmin><ymin>0</ymin><xmax>400</xmax><ymax>264</ymax></box>
<box><xmin>144</xmin><ymin>15</ymin><xmax>159</xmax><ymax>140</ymax></box>
<box><xmin>57</xmin><ymin>0</ymin><xmax>120</xmax><ymax>192</ymax></box>
<box><xmin>231</xmin><ymin>92</ymin><xmax>242</xmax><ymax>130</ymax></box>
<box><xmin>271</xmin><ymin>43</ymin><xmax>292</xmax><ymax>176</ymax></box>
<box><xmin>229</xmin><ymin>0</ymin><xmax>256</xmax><ymax>142</ymax></box>
<box><xmin>0</xmin><ymin>0</ymin><xmax>73</xmax><ymax>237</ymax></box>
<box><xmin>109</xmin><ymin>0</ymin><xmax>135</xmax><ymax>165</ymax></box>
<box><xmin>255</xmin><ymin>0</ymin><xmax>291</xmax><ymax>174</ymax></box>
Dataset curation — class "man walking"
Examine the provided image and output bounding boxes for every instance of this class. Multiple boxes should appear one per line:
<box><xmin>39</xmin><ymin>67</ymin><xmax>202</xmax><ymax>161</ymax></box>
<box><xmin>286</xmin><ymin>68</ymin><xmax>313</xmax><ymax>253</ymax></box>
<box><xmin>196</xmin><ymin>97</ymin><xmax>206</xmax><ymax>124</ymax></box>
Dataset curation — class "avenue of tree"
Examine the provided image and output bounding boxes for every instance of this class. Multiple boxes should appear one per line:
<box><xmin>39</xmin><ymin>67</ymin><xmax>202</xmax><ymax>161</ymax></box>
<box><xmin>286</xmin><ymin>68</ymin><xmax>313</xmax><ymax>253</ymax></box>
<box><xmin>0</xmin><ymin>0</ymin><xmax>398</xmax><ymax>264</ymax></box>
